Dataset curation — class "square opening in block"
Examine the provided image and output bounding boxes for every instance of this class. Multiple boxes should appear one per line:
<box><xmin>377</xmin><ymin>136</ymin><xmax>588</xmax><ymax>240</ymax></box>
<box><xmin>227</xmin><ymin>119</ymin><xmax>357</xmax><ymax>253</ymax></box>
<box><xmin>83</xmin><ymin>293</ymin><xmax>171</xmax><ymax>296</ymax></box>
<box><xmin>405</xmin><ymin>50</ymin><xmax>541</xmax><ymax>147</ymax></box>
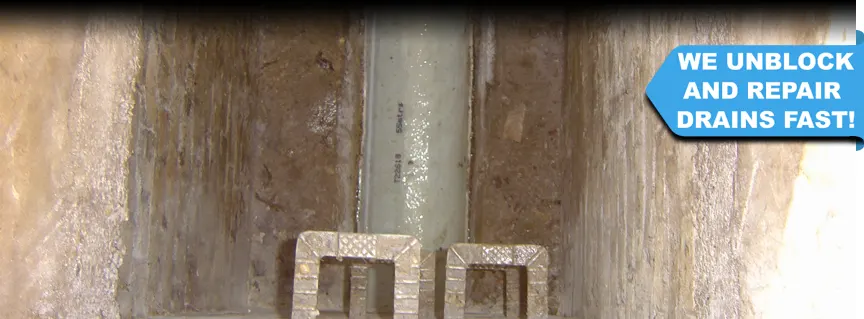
<box><xmin>465</xmin><ymin>267</ymin><xmax>527</xmax><ymax>318</ymax></box>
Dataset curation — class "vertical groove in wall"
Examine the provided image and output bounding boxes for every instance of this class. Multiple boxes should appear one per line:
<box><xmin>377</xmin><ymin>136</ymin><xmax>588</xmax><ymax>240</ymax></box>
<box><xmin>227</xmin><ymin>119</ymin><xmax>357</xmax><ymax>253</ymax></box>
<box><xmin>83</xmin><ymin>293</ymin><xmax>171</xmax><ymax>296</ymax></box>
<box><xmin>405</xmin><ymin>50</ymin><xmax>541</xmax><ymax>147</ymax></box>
<box><xmin>559</xmin><ymin>11</ymin><xmax>575</xmax><ymax>317</ymax></box>
<box><xmin>358</xmin><ymin>8</ymin><xmax>374</xmax><ymax>235</ymax></box>
<box><xmin>465</xmin><ymin>10</ymin><xmax>476</xmax><ymax>246</ymax></box>
<box><xmin>337</xmin><ymin>13</ymin><xmax>367</xmax><ymax>314</ymax></box>
<box><xmin>339</xmin><ymin>12</ymin><xmax>366</xmax><ymax>234</ymax></box>
<box><xmin>468</xmin><ymin>11</ymin><xmax>494</xmax><ymax>245</ymax></box>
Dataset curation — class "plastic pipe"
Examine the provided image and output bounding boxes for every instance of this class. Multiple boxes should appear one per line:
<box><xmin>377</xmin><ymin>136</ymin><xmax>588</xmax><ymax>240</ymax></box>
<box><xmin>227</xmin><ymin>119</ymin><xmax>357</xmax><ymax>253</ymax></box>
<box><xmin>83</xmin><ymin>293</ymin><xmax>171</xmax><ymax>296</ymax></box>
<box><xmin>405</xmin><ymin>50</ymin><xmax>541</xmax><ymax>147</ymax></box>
<box><xmin>359</xmin><ymin>8</ymin><xmax>471</xmax><ymax>312</ymax></box>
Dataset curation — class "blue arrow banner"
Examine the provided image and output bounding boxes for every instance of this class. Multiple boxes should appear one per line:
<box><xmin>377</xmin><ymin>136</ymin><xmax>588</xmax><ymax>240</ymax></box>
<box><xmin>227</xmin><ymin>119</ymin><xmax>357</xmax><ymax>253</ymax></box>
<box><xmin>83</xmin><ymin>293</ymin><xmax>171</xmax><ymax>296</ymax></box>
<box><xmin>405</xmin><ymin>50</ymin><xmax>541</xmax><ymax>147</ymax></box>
<box><xmin>646</xmin><ymin>30</ymin><xmax>864</xmax><ymax>150</ymax></box>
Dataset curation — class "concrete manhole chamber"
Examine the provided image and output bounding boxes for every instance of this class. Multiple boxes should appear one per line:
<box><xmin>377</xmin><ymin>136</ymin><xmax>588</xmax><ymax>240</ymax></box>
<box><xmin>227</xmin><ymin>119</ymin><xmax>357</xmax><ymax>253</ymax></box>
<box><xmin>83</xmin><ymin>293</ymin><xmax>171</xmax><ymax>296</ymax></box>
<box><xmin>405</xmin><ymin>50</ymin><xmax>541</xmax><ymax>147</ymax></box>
<box><xmin>0</xmin><ymin>6</ymin><xmax>860</xmax><ymax>319</ymax></box>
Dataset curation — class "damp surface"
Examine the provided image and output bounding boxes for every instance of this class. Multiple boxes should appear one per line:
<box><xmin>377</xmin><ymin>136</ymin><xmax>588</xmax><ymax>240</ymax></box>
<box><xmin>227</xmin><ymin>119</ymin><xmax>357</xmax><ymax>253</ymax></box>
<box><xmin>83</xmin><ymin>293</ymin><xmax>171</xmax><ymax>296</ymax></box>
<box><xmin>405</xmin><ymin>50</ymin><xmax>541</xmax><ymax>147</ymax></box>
<box><xmin>0</xmin><ymin>8</ymin><xmax>853</xmax><ymax>319</ymax></box>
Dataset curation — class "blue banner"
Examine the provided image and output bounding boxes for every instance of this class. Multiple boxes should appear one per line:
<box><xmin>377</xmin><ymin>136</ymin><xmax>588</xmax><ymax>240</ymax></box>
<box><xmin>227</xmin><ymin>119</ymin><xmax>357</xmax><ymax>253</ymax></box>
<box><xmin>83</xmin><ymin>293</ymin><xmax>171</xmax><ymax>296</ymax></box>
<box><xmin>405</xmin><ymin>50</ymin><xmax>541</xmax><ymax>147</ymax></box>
<box><xmin>646</xmin><ymin>30</ymin><xmax>864</xmax><ymax>150</ymax></box>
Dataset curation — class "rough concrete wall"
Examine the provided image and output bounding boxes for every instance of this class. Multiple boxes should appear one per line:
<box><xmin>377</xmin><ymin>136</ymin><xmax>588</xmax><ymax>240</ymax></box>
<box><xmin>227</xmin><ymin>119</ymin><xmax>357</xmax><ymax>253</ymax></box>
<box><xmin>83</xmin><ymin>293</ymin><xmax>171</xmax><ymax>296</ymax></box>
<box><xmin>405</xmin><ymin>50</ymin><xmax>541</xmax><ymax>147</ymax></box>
<box><xmin>560</xmin><ymin>11</ymin><xmax>830</xmax><ymax>318</ymax></box>
<box><xmin>247</xmin><ymin>12</ymin><xmax>363</xmax><ymax>315</ymax></box>
<box><xmin>113</xmin><ymin>12</ymin><xmax>363</xmax><ymax>317</ymax></box>
<box><xmin>0</xmin><ymin>14</ymin><xmax>142</xmax><ymax>318</ymax></box>
<box><xmin>118</xmin><ymin>14</ymin><xmax>257</xmax><ymax>316</ymax></box>
<box><xmin>468</xmin><ymin>12</ymin><xmax>566</xmax><ymax>316</ymax></box>
<box><xmin>0</xmin><ymin>10</ymin><xmax>846</xmax><ymax>319</ymax></box>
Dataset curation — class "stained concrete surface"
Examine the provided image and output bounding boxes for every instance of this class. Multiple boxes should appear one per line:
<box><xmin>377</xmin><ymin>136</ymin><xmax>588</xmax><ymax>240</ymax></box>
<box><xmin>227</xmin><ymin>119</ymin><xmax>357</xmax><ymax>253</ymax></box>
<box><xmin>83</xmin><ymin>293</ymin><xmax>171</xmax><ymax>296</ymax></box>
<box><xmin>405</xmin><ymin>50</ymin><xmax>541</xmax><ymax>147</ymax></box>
<box><xmin>0</xmin><ymin>8</ymin><xmax>856</xmax><ymax>319</ymax></box>
<box><xmin>248</xmin><ymin>12</ymin><xmax>363</xmax><ymax>315</ymax></box>
<box><xmin>120</xmin><ymin>12</ymin><xmax>364</xmax><ymax>317</ymax></box>
<box><xmin>0</xmin><ymin>11</ymin><xmax>362</xmax><ymax>318</ymax></box>
<box><xmin>467</xmin><ymin>12</ymin><xmax>566</xmax><ymax>316</ymax></box>
<box><xmin>119</xmin><ymin>14</ymin><xmax>258</xmax><ymax>316</ymax></box>
<box><xmin>559</xmin><ymin>10</ymin><xmax>833</xmax><ymax>318</ymax></box>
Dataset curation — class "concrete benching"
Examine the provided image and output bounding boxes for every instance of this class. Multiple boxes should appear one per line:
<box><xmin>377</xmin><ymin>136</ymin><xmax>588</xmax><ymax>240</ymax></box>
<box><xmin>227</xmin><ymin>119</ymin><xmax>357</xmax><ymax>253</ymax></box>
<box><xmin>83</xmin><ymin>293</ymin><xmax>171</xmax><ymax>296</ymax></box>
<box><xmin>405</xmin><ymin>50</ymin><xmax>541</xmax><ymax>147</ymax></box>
<box><xmin>0</xmin><ymin>9</ymin><xmax>859</xmax><ymax>319</ymax></box>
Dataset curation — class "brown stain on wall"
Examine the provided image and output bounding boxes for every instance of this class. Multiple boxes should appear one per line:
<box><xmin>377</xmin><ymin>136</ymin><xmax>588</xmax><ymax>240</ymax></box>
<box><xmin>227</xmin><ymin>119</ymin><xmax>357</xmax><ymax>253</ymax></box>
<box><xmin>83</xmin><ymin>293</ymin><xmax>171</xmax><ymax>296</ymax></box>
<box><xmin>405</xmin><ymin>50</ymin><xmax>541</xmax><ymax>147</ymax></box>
<box><xmin>469</xmin><ymin>11</ymin><xmax>566</xmax><ymax>316</ymax></box>
<box><xmin>122</xmin><ymin>12</ymin><xmax>364</xmax><ymax>317</ymax></box>
<box><xmin>124</xmin><ymin>14</ymin><xmax>258</xmax><ymax>315</ymax></box>
<box><xmin>248</xmin><ymin>12</ymin><xmax>361</xmax><ymax>313</ymax></box>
